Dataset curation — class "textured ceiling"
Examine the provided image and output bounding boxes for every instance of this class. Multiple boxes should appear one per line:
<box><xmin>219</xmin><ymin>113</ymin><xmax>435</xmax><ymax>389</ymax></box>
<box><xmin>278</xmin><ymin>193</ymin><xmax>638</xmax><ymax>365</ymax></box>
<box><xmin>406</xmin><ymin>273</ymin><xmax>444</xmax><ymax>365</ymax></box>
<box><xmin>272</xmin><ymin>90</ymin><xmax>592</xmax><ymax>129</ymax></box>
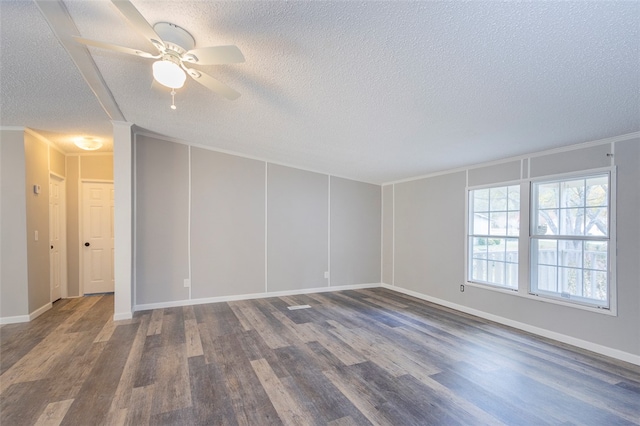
<box><xmin>1</xmin><ymin>1</ymin><xmax>638</xmax><ymax>183</ymax></box>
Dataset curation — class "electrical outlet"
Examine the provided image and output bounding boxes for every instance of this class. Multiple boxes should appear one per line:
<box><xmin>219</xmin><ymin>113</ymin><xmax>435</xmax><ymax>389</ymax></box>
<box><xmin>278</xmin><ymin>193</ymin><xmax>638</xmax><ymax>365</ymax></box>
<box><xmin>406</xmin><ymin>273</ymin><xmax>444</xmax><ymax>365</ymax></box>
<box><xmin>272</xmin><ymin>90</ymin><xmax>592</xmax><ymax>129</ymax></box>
<box><xmin>183</xmin><ymin>279</ymin><xmax>191</xmax><ymax>288</ymax></box>
<box><xmin>324</xmin><ymin>271</ymin><xmax>329</xmax><ymax>279</ymax></box>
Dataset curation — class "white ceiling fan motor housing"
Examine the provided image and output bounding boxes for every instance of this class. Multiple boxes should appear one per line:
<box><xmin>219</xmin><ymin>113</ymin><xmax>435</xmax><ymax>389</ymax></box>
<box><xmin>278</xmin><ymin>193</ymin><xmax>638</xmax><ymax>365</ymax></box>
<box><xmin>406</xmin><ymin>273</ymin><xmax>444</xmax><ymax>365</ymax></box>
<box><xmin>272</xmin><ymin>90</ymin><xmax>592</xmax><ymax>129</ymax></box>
<box><xmin>153</xmin><ymin>22</ymin><xmax>195</xmax><ymax>55</ymax></box>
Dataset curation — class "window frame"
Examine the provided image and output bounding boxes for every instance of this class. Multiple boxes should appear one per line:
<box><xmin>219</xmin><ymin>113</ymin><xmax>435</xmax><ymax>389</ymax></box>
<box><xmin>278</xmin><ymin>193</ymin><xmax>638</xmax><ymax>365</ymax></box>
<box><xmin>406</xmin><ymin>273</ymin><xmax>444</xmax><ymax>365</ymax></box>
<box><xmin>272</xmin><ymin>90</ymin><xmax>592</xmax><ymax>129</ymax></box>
<box><xmin>529</xmin><ymin>169</ymin><xmax>616</xmax><ymax>311</ymax></box>
<box><xmin>466</xmin><ymin>181</ymin><xmax>522</xmax><ymax>292</ymax></box>
<box><xmin>464</xmin><ymin>167</ymin><xmax>617</xmax><ymax>316</ymax></box>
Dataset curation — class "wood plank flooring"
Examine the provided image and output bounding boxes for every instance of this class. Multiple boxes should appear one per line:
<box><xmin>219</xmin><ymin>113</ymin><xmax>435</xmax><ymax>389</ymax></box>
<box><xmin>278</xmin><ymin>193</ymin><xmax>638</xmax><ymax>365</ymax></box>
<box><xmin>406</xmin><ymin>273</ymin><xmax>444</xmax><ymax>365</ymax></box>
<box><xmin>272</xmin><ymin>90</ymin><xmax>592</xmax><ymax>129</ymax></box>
<box><xmin>1</xmin><ymin>288</ymin><xmax>639</xmax><ymax>425</ymax></box>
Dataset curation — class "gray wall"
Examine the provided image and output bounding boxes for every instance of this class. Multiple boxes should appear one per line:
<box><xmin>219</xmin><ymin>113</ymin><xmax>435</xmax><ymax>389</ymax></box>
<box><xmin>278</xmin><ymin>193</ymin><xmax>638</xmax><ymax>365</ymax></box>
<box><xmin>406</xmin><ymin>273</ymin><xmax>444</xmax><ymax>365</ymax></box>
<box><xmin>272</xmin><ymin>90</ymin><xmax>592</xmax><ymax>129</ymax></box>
<box><xmin>191</xmin><ymin>148</ymin><xmax>265</xmax><ymax>298</ymax></box>
<box><xmin>66</xmin><ymin>156</ymin><xmax>80</xmax><ymax>297</ymax></box>
<box><xmin>133</xmin><ymin>134</ymin><xmax>382</xmax><ymax>306</ymax></box>
<box><xmin>81</xmin><ymin>155</ymin><xmax>113</xmax><ymax>180</ymax></box>
<box><xmin>267</xmin><ymin>164</ymin><xmax>328</xmax><ymax>292</ymax></box>
<box><xmin>468</xmin><ymin>160</ymin><xmax>520</xmax><ymax>186</ymax></box>
<box><xmin>24</xmin><ymin>132</ymin><xmax>50</xmax><ymax>313</ymax></box>
<box><xmin>612</xmin><ymin>139</ymin><xmax>640</xmax><ymax>356</ymax></box>
<box><xmin>381</xmin><ymin>185</ymin><xmax>394</xmax><ymax>285</ymax></box>
<box><xmin>135</xmin><ymin>135</ymin><xmax>190</xmax><ymax>304</ymax></box>
<box><xmin>385</xmin><ymin>138</ymin><xmax>640</xmax><ymax>357</ymax></box>
<box><xmin>0</xmin><ymin>130</ymin><xmax>29</xmax><ymax>318</ymax></box>
<box><xmin>330</xmin><ymin>177</ymin><xmax>381</xmax><ymax>286</ymax></box>
<box><xmin>395</xmin><ymin>172</ymin><xmax>466</xmax><ymax>301</ymax></box>
<box><xmin>49</xmin><ymin>147</ymin><xmax>65</xmax><ymax>177</ymax></box>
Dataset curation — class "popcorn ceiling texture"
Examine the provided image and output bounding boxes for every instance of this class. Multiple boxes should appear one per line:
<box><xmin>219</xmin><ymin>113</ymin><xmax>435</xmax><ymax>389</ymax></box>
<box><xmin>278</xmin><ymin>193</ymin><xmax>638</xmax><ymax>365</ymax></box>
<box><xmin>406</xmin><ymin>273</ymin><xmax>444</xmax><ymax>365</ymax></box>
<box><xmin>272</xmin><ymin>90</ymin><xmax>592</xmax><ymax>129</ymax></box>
<box><xmin>1</xmin><ymin>1</ymin><xmax>638</xmax><ymax>182</ymax></box>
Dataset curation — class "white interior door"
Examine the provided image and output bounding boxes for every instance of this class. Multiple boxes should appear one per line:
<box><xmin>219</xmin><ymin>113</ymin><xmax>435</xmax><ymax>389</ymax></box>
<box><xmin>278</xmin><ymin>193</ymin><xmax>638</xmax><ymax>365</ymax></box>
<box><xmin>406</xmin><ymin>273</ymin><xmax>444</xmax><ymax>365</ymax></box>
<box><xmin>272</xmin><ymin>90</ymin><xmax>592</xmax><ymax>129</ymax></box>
<box><xmin>82</xmin><ymin>182</ymin><xmax>114</xmax><ymax>294</ymax></box>
<box><xmin>49</xmin><ymin>175</ymin><xmax>65</xmax><ymax>301</ymax></box>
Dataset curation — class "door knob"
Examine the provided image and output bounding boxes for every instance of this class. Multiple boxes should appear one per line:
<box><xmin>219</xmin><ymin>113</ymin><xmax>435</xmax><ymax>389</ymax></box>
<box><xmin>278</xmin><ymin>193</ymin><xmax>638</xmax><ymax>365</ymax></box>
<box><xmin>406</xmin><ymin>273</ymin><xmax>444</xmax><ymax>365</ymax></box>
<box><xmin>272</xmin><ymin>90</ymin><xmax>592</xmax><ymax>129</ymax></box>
<box><xmin>84</xmin><ymin>242</ymin><xmax>90</xmax><ymax>247</ymax></box>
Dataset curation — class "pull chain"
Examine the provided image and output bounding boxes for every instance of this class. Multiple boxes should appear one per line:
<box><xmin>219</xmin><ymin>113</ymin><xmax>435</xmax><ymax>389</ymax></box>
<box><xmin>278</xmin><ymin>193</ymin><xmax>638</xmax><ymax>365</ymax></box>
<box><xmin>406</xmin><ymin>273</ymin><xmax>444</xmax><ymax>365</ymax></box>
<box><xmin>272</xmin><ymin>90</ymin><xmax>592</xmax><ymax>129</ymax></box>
<box><xmin>170</xmin><ymin>89</ymin><xmax>177</xmax><ymax>110</ymax></box>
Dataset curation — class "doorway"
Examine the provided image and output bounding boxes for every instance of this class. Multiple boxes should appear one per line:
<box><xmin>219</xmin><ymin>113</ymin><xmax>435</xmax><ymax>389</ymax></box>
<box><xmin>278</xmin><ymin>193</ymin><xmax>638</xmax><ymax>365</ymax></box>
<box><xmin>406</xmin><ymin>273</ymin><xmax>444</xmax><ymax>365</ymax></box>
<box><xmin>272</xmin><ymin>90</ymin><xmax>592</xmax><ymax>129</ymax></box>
<box><xmin>81</xmin><ymin>181</ymin><xmax>114</xmax><ymax>294</ymax></box>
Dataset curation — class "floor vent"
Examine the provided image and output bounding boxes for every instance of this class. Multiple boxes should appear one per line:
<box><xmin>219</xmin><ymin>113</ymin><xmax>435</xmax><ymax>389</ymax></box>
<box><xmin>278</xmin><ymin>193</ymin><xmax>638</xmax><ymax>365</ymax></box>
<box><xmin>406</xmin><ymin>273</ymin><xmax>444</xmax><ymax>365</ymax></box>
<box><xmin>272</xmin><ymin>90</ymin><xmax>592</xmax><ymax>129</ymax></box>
<box><xmin>287</xmin><ymin>304</ymin><xmax>312</xmax><ymax>310</ymax></box>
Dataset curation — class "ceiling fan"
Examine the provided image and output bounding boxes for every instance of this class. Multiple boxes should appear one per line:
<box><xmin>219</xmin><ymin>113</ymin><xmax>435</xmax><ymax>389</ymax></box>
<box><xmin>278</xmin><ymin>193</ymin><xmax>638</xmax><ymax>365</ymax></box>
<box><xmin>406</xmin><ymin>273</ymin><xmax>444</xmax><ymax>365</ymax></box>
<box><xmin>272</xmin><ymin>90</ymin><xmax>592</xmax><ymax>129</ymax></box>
<box><xmin>75</xmin><ymin>0</ymin><xmax>244</xmax><ymax>109</ymax></box>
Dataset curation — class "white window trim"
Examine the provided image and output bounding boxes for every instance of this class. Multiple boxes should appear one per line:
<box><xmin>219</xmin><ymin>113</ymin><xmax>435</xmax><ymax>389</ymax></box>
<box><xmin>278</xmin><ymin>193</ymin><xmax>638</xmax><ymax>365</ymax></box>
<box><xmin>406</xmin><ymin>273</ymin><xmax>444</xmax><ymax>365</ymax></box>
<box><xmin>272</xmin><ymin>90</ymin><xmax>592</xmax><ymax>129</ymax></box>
<box><xmin>465</xmin><ymin>179</ymin><xmax>523</xmax><ymax>290</ymax></box>
<box><xmin>529</xmin><ymin>167</ymin><xmax>617</xmax><ymax>314</ymax></box>
<box><xmin>464</xmin><ymin>167</ymin><xmax>617</xmax><ymax>317</ymax></box>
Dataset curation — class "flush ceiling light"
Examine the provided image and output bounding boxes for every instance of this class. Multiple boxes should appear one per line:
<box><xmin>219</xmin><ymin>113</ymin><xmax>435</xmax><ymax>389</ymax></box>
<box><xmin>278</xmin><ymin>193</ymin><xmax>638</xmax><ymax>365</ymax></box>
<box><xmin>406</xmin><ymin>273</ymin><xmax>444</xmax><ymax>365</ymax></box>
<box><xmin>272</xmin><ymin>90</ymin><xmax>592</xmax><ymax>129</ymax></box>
<box><xmin>152</xmin><ymin>56</ymin><xmax>187</xmax><ymax>89</ymax></box>
<box><xmin>74</xmin><ymin>137</ymin><xmax>102</xmax><ymax>151</ymax></box>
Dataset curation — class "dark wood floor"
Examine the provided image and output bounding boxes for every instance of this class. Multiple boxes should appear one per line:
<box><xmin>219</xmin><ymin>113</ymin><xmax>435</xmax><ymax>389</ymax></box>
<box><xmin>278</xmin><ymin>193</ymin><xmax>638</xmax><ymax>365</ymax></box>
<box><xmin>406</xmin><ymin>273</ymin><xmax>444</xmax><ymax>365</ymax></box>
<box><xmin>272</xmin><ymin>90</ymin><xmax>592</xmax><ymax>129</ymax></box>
<box><xmin>1</xmin><ymin>288</ymin><xmax>639</xmax><ymax>425</ymax></box>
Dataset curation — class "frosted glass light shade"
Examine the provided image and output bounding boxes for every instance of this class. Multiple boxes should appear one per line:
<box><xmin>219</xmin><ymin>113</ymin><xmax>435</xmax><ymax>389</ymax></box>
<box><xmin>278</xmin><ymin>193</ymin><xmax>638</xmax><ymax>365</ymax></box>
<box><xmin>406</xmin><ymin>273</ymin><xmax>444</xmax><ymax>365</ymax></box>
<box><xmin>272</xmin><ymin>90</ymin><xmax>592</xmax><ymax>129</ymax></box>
<box><xmin>153</xmin><ymin>60</ymin><xmax>186</xmax><ymax>89</ymax></box>
<box><xmin>74</xmin><ymin>137</ymin><xmax>102</xmax><ymax>151</ymax></box>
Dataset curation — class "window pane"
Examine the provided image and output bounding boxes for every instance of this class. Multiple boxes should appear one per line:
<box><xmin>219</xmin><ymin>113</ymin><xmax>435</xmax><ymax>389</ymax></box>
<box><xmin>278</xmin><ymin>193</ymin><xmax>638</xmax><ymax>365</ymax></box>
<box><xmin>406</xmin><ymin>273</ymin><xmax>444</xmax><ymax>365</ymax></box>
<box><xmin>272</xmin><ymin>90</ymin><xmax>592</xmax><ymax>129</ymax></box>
<box><xmin>490</xmin><ymin>187</ymin><xmax>508</xmax><ymax>211</ymax></box>
<box><xmin>536</xmin><ymin>209</ymin><xmax>558</xmax><ymax>235</ymax></box>
<box><xmin>472</xmin><ymin>237</ymin><xmax>488</xmax><ymax>259</ymax></box>
<box><xmin>489</xmin><ymin>212</ymin><xmax>507</xmax><ymax>236</ymax></box>
<box><xmin>560</xmin><ymin>267</ymin><xmax>583</xmax><ymax>296</ymax></box>
<box><xmin>470</xmin><ymin>237</ymin><xmax>488</xmax><ymax>282</ymax></box>
<box><xmin>488</xmin><ymin>261</ymin><xmax>506</xmax><ymax>285</ymax></box>
<box><xmin>585</xmin><ymin>207</ymin><xmax>607</xmax><ymax>236</ymax></box>
<box><xmin>537</xmin><ymin>265</ymin><xmax>557</xmax><ymax>292</ymax></box>
<box><xmin>505</xmin><ymin>262</ymin><xmax>518</xmax><ymax>288</ymax></box>
<box><xmin>505</xmin><ymin>238</ymin><xmax>519</xmax><ymax>262</ymax></box>
<box><xmin>472</xmin><ymin>259</ymin><xmax>487</xmax><ymax>282</ymax></box>
<box><xmin>584</xmin><ymin>270</ymin><xmax>608</xmax><ymax>301</ymax></box>
<box><xmin>584</xmin><ymin>241</ymin><xmax>607</xmax><ymax>271</ymax></box>
<box><xmin>586</xmin><ymin>176</ymin><xmax>608</xmax><ymax>207</ymax></box>
<box><xmin>558</xmin><ymin>240</ymin><xmax>582</xmax><ymax>268</ymax></box>
<box><xmin>536</xmin><ymin>239</ymin><xmax>557</xmax><ymax>265</ymax></box>
<box><xmin>560</xmin><ymin>208</ymin><xmax>584</xmax><ymax>235</ymax></box>
<box><xmin>507</xmin><ymin>185</ymin><xmax>520</xmax><ymax>211</ymax></box>
<box><xmin>507</xmin><ymin>212</ymin><xmax>519</xmax><ymax>236</ymax></box>
<box><xmin>561</xmin><ymin>179</ymin><xmax>585</xmax><ymax>208</ymax></box>
<box><xmin>488</xmin><ymin>241</ymin><xmax>506</xmax><ymax>261</ymax></box>
<box><xmin>473</xmin><ymin>212</ymin><xmax>489</xmax><ymax>235</ymax></box>
<box><xmin>473</xmin><ymin>189</ymin><xmax>489</xmax><ymax>212</ymax></box>
<box><xmin>538</xmin><ymin>182</ymin><xmax>559</xmax><ymax>209</ymax></box>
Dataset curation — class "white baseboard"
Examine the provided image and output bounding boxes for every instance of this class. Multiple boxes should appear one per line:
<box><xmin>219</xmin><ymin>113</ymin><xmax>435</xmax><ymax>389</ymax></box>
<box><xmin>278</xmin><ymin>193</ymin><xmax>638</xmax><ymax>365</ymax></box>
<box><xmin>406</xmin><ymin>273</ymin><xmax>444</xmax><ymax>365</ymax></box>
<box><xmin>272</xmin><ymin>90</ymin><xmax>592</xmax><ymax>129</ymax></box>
<box><xmin>113</xmin><ymin>312</ymin><xmax>133</xmax><ymax>321</ymax></box>
<box><xmin>1</xmin><ymin>302</ymin><xmax>52</xmax><ymax>324</ymax></box>
<box><xmin>134</xmin><ymin>283</ymin><xmax>380</xmax><ymax>312</ymax></box>
<box><xmin>0</xmin><ymin>314</ymin><xmax>30</xmax><ymax>325</ymax></box>
<box><xmin>29</xmin><ymin>302</ymin><xmax>52</xmax><ymax>321</ymax></box>
<box><xmin>382</xmin><ymin>284</ymin><xmax>640</xmax><ymax>367</ymax></box>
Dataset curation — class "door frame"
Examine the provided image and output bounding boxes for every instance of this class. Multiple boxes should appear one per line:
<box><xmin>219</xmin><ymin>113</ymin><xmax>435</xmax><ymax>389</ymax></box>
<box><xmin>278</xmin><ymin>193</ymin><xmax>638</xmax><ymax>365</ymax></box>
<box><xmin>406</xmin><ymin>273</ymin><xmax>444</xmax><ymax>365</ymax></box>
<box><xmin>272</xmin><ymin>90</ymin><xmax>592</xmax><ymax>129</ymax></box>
<box><xmin>80</xmin><ymin>179</ymin><xmax>114</xmax><ymax>296</ymax></box>
<box><xmin>49</xmin><ymin>173</ymin><xmax>68</xmax><ymax>300</ymax></box>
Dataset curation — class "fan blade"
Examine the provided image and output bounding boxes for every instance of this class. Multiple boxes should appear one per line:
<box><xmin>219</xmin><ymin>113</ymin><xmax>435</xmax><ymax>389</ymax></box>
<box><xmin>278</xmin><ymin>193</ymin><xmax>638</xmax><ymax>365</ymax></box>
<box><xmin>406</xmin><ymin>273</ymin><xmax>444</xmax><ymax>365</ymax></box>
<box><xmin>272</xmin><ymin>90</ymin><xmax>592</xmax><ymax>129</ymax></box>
<box><xmin>183</xmin><ymin>45</ymin><xmax>245</xmax><ymax>65</ymax></box>
<box><xmin>185</xmin><ymin>68</ymin><xmax>240</xmax><ymax>100</ymax></box>
<box><xmin>111</xmin><ymin>0</ymin><xmax>164</xmax><ymax>50</ymax></box>
<box><xmin>74</xmin><ymin>37</ymin><xmax>158</xmax><ymax>58</ymax></box>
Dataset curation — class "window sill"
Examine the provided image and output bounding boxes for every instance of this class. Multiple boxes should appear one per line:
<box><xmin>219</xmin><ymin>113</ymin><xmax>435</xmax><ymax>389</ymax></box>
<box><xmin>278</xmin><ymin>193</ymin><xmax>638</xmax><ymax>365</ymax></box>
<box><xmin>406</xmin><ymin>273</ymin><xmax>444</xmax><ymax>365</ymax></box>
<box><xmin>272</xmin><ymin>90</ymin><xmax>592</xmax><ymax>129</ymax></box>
<box><xmin>464</xmin><ymin>280</ymin><xmax>617</xmax><ymax>316</ymax></box>
<box><xmin>465</xmin><ymin>281</ymin><xmax>518</xmax><ymax>295</ymax></box>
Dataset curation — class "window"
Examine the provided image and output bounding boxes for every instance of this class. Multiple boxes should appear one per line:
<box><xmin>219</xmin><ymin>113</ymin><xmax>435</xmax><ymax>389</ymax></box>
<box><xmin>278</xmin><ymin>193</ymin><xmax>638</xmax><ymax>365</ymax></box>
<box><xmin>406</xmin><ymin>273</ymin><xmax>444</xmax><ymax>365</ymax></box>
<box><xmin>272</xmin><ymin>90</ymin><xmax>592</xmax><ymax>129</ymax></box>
<box><xmin>530</xmin><ymin>173</ymin><xmax>610</xmax><ymax>308</ymax></box>
<box><xmin>468</xmin><ymin>185</ymin><xmax>520</xmax><ymax>289</ymax></box>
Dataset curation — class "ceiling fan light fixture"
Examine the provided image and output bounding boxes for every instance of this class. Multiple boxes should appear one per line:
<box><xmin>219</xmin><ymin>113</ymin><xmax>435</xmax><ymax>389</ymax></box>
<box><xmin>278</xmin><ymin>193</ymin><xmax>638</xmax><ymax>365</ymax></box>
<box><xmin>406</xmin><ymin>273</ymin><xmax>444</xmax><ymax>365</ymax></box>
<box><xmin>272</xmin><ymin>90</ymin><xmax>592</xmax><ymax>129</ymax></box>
<box><xmin>152</xmin><ymin>59</ymin><xmax>186</xmax><ymax>89</ymax></box>
<box><xmin>74</xmin><ymin>2</ymin><xmax>244</xmax><ymax>102</ymax></box>
<box><xmin>74</xmin><ymin>137</ymin><xmax>102</xmax><ymax>151</ymax></box>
